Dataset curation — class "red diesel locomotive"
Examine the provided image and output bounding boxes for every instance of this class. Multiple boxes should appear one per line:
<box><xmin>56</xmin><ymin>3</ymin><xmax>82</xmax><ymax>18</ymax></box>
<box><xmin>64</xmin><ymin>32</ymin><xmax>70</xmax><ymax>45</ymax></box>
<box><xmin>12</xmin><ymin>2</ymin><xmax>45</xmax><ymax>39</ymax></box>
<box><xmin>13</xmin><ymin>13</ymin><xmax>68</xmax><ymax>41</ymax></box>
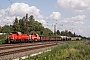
<box><xmin>7</xmin><ymin>32</ymin><xmax>40</xmax><ymax>43</ymax></box>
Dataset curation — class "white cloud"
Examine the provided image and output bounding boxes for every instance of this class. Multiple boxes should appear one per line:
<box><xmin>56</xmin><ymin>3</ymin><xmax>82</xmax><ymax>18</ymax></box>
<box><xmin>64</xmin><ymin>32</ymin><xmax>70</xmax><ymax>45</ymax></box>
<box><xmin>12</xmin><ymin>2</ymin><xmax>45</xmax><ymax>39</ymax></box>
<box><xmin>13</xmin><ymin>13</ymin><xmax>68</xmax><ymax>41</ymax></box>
<box><xmin>79</xmin><ymin>28</ymin><xmax>83</xmax><ymax>33</ymax></box>
<box><xmin>80</xmin><ymin>26</ymin><xmax>90</xmax><ymax>37</ymax></box>
<box><xmin>48</xmin><ymin>12</ymin><xmax>61</xmax><ymax>20</ymax></box>
<box><xmin>39</xmin><ymin>20</ymin><xmax>46</xmax><ymax>25</ymax></box>
<box><xmin>56</xmin><ymin>0</ymin><xmax>90</xmax><ymax>13</ymax></box>
<box><xmin>58</xmin><ymin>15</ymin><xmax>86</xmax><ymax>36</ymax></box>
<box><xmin>37</xmin><ymin>14</ymin><xmax>43</xmax><ymax>19</ymax></box>
<box><xmin>0</xmin><ymin>14</ymin><xmax>2</xmax><ymax>17</ymax></box>
<box><xmin>60</xmin><ymin>15</ymin><xmax>85</xmax><ymax>24</ymax></box>
<box><xmin>0</xmin><ymin>3</ymin><xmax>43</xmax><ymax>26</ymax></box>
<box><xmin>36</xmin><ymin>19</ymin><xmax>46</xmax><ymax>25</ymax></box>
<box><xmin>8</xmin><ymin>3</ymin><xmax>43</xmax><ymax>18</ymax></box>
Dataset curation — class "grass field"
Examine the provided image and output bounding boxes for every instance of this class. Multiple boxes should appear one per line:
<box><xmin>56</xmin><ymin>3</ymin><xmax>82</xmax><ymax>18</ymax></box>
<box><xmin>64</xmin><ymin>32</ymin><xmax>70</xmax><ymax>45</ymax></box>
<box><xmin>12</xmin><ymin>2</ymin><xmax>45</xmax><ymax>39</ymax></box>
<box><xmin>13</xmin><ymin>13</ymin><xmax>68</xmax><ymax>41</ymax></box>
<box><xmin>21</xmin><ymin>40</ymin><xmax>90</xmax><ymax>60</ymax></box>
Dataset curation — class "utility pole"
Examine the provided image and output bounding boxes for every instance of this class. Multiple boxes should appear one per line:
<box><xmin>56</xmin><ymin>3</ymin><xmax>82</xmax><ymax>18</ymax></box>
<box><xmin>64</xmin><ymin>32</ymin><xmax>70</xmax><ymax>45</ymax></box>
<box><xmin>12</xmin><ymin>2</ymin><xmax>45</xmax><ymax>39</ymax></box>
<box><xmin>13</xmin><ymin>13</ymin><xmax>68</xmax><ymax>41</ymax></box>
<box><xmin>26</xmin><ymin>13</ymin><xmax>28</xmax><ymax>34</ymax></box>
<box><xmin>54</xmin><ymin>24</ymin><xmax>57</xmax><ymax>44</ymax></box>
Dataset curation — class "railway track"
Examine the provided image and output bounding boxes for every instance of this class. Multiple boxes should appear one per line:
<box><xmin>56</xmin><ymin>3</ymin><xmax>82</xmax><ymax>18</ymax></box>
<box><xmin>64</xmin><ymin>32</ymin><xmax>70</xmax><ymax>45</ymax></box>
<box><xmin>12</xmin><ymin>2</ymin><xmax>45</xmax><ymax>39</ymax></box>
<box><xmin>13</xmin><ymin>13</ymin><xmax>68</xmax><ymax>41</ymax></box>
<box><xmin>0</xmin><ymin>42</ymin><xmax>44</xmax><ymax>47</ymax></box>
<box><xmin>0</xmin><ymin>42</ymin><xmax>50</xmax><ymax>50</ymax></box>
<box><xmin>0</xmin><ymin>41</ymin><xmax>64</xmax><ymax>60</ymax></box>
<box><xmin>0</xmin><ymin>41</ymin><xmax>55</xmax><ymax>47</ymax></box>
<box><xmin>0</xmin><ymin>43</ymin><xmax>56</xmax><ymax>57</ymax></box>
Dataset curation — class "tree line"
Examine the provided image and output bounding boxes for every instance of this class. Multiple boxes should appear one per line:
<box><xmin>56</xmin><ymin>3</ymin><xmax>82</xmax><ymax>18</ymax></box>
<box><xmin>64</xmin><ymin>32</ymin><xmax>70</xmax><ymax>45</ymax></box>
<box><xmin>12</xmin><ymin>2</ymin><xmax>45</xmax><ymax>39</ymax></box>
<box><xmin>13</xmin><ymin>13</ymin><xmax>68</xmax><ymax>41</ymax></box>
<box><xmin>0</xmin><ymin>15</ymin><xmax>87</xmax><ymax>38</ymax></box>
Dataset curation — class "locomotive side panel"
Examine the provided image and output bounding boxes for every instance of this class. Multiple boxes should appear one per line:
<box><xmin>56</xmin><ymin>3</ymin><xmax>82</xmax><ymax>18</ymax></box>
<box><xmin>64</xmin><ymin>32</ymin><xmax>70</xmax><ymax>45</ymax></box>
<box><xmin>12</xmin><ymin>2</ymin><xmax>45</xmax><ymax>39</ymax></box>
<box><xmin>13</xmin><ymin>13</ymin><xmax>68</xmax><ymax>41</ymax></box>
<box><xmin>21</xmin><ymin>34</ymin><xmax>28</xmax><ymax>40</ymax></box>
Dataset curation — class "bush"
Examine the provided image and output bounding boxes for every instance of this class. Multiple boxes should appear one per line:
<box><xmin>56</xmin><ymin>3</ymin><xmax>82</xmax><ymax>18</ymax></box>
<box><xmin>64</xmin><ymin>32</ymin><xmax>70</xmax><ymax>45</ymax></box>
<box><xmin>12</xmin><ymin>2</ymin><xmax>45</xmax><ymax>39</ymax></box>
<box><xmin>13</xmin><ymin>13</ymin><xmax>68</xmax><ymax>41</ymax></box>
<box><xmin>0</xmin><ymin>34</ymin><xmax>7</xmax><ymax>44</ymax></box>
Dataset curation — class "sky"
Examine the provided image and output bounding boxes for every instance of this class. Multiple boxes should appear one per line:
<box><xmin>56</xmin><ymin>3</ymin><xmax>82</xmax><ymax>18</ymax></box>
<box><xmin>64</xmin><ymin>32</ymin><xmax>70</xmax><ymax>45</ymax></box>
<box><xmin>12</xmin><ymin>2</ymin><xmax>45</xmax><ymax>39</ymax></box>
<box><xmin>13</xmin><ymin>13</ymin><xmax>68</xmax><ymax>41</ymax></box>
<box><xmin>0</xmin><ymin>0</ymin><xmax>90</xmax><ymax>37</ymax></box>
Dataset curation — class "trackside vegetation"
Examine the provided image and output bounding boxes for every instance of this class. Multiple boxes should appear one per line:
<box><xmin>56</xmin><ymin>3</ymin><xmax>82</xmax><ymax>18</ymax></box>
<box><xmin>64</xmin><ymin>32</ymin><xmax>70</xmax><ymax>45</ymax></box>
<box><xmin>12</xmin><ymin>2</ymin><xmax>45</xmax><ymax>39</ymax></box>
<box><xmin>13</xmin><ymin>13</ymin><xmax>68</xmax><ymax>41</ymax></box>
<box><xmin>21</xmin><ymin>40</ymin><xmax>90</xmax><ymax>60</ymax></box>
<box><xmin>0</xmin><ymin>34</ymin><xmax>7</xmax><ymax>44</ymax></box>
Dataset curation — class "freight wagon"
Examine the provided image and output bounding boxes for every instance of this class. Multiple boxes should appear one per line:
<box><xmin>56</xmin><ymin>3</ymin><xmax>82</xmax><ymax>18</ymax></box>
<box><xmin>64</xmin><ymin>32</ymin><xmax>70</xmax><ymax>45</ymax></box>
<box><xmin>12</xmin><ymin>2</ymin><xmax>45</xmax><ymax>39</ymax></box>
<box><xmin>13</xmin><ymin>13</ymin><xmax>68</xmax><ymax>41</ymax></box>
<box><xmin>40</xmin><ymin>36</ymin><xmax>62</xmax><ymax>42</ymax></box>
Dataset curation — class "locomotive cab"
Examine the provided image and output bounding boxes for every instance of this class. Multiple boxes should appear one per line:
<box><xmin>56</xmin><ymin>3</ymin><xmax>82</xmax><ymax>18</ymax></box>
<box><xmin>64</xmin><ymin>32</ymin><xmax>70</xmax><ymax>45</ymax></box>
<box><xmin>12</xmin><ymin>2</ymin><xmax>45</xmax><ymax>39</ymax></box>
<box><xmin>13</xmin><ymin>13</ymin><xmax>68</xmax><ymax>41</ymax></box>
<box><xmin>29</xmin><ymin>33</ymin><xmax>40</xmax><ymax>41</ymax></box>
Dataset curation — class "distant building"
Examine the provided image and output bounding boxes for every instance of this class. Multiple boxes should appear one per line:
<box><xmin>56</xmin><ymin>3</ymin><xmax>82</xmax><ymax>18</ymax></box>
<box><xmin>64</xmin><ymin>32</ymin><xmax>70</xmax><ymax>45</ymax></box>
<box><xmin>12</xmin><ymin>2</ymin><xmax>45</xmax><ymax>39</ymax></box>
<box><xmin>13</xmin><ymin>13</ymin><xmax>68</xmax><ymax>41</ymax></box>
<box><xmin>65</xmin><ymin>30</ymin><xmax>68</xmax><ymax>32</ymax></box>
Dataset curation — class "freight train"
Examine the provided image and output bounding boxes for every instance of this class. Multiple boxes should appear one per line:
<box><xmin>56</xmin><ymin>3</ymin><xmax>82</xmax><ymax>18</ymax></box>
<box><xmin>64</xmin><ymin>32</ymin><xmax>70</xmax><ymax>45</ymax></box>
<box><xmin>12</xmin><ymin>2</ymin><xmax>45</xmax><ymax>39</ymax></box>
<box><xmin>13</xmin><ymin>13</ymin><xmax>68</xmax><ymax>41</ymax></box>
<box><xmin>6</xmin><ymin>32</ymin><xmax>81</xmax><ymax>43</ymax></box>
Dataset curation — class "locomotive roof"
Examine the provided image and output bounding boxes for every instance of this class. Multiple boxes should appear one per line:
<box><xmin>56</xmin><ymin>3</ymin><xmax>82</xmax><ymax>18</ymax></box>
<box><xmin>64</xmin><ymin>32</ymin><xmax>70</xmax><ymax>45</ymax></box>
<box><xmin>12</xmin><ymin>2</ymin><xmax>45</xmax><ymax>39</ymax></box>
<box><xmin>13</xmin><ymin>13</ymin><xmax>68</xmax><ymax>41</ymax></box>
<box><xmin>11</xmin><ymin>31</ymin><xmax>21</xmax><ymax>34</ymax></box>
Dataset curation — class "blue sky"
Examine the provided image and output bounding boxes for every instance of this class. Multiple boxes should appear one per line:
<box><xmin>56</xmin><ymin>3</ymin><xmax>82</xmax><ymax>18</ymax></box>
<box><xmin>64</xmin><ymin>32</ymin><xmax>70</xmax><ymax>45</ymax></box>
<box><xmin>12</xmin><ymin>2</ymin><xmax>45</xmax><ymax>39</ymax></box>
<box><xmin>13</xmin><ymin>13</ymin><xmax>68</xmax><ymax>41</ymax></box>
<box><xmin>0</xmin><ymin>0</ymin><xmax>90</xmax><ymax>37</ymax></box>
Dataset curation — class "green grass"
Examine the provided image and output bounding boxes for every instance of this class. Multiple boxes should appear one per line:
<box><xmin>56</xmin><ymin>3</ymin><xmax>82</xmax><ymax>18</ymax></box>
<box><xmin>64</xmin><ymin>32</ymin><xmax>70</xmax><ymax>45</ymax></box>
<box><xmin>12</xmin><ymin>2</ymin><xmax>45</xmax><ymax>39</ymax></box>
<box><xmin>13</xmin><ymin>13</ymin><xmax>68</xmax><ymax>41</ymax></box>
<box><xmin>21</xmin><ymin>40</ymin><xmax>90</xmax><ymax>60</ymax></box>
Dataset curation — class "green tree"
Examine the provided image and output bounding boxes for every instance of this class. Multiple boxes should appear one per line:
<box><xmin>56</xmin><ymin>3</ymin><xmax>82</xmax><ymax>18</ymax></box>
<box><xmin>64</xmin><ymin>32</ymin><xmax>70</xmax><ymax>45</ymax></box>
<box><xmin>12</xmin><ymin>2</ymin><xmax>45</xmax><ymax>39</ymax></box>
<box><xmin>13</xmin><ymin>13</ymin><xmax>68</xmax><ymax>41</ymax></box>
<box><xmin>42</xmin><ymin>28</ymin><xmax>53</xmax><ymax>36</ymax></box>
<box><xmin>34</xmin><ymin>21</ymin><xmax>44</xmax><ymax>31</ymax></box>
<box><xmin>13</xmin><ymin>17</ymin><xmax>20</xmax><ymax>31</ymax></box>
<box><xmin>73</xmin><ymin>32</ymin><xmax>76</xmax><ymax>37</ymax></box>
<box><xmin>1</xmin><ymin>25</ymin><xmax>13</xmax><ymax>33</ymax></box>
<box><xmin>67</xmin><ymin>31</ymin><xmax>73</xmax><ymax>36</ymax></box>
<box><xmin>19</xmin><ymin>17</ymin><xmax>26</xmax><ymax>33</ymax></box>
<box><xmin>28</xmin><ymin>15</ymin><xmax>35</xmax><ymax>25</ymax></box>
<box><xmin>61</xmin><ymin>31</ymin><xmax>65</xmax><ymax>36</ymax></box>
<box><xmin>28</xmin><ymin>15</ymin><xmax>35</xmax><ymax>33</ymax></box>
<box><xmin>28</xmin><ymin>15</ymin><xmax>44</xmax><ymax>35</ymax></box>
<box><xmin>56</xmin><ymin>30</ymin><xmax>60</xmax><ymax>35</ymax></box>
